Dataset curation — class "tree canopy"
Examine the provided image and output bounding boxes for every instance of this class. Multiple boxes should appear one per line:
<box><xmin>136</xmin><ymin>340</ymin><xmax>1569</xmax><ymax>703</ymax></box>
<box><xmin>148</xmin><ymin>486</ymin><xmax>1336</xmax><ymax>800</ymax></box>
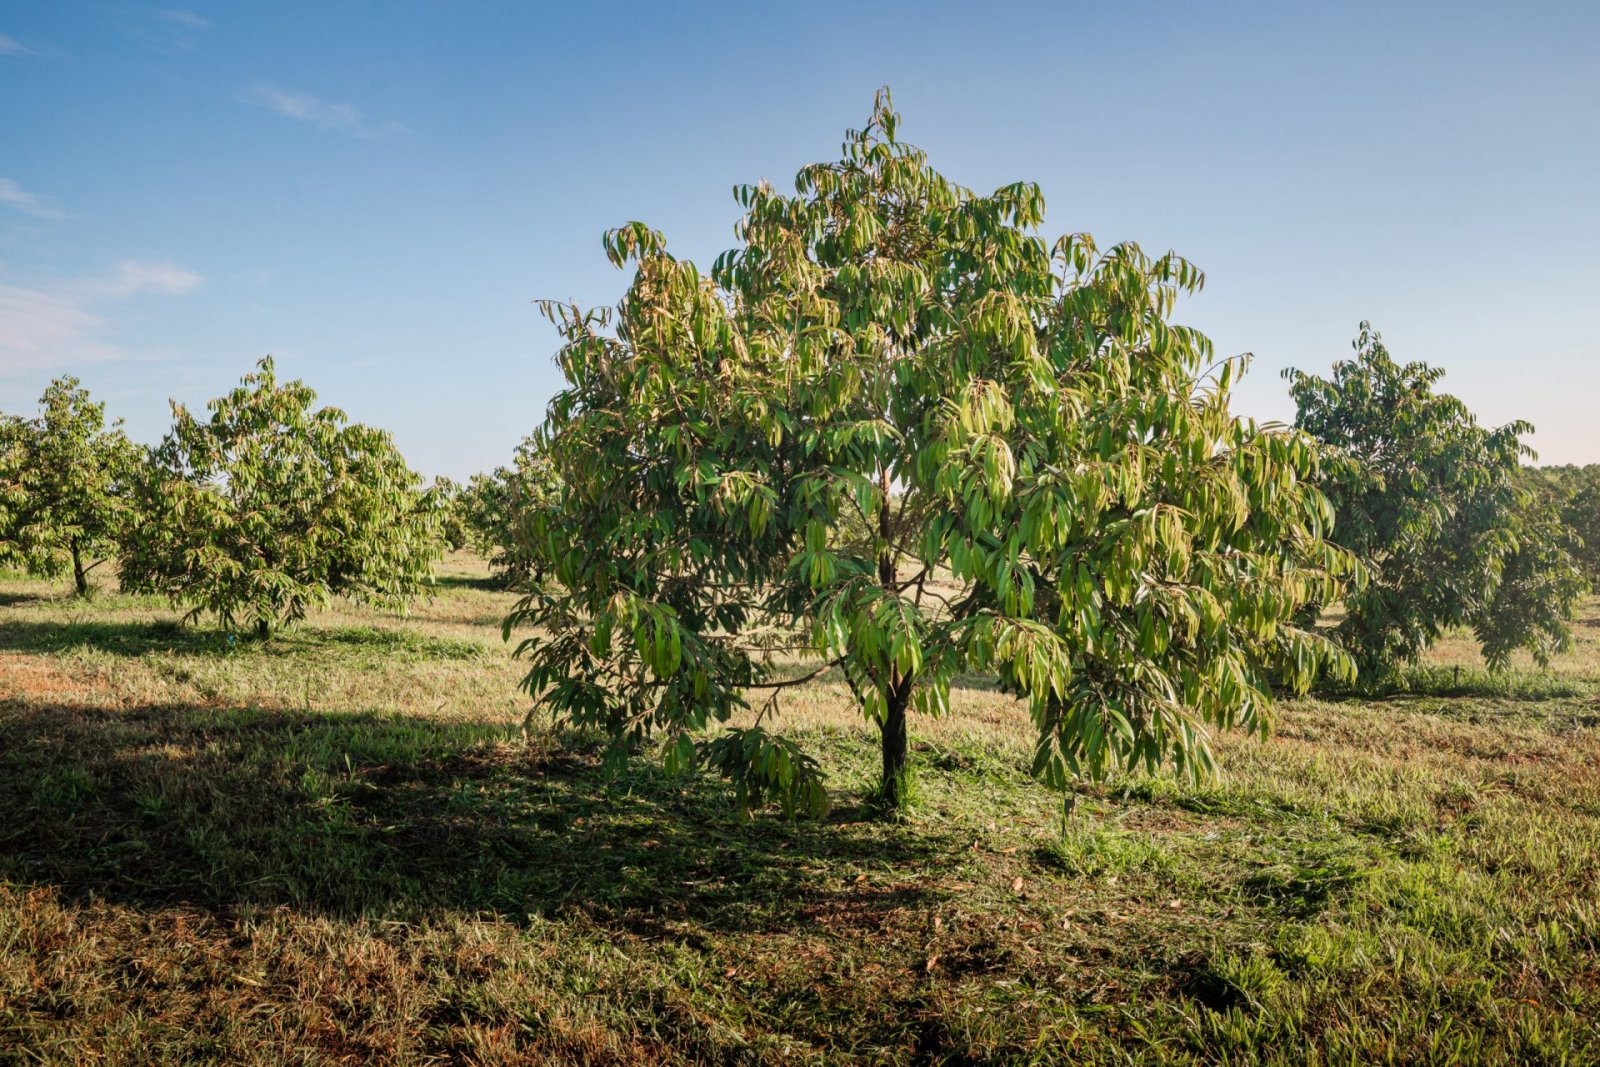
<box><xmin>0</xmin><ymin>376</ymin><xmax>141</xmax><ymax>595</ymax></box>
<box><xmin>458</xmin><ymin>436</ymin><xmax>560</xmax><ymax>588</ymax></box>
<box><xmin>1287</xmin><ymin>323</ymin><xmax>1581</xmax><ymax>674</ymax></box>
<box><xmin>120</xmin><ymin>358</ymin><xmax>444</xmax><ymax>636</ymax></box>
<box><xmin>507</xmin><ymin>92</ymin><xmax>1356</xmax><ymax>816</ymax></box>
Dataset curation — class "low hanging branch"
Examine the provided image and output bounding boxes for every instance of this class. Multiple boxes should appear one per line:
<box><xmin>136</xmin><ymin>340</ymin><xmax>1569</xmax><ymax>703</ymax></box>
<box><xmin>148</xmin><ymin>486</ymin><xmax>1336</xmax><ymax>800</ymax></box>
<box><xmin>744</xmin><ymin>658</ymin><xmax>845</xmax><ymax>690</ymax></box>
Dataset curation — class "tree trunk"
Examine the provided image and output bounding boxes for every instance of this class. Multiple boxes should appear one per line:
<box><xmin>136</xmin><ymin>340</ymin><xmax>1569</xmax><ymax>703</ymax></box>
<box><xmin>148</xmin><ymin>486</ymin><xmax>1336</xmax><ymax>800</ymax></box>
<box><xmin>71</xmin><ymin>539</ymin><xmax>87</xmax><ymax>596</ymax></box>
<box><xmin>875</xmin><ymin>461</ymin><xmax>913</xmax><ymax>811</ymax></box>
<box><xmin>879</xmin><ymin>675</ymin><xmax>912</xmax><ymax>810</ymax></box>
<box><xmin>255</xmin><ymin>618</ymin><xmax>271</xmax><ymax>640</ymax></box>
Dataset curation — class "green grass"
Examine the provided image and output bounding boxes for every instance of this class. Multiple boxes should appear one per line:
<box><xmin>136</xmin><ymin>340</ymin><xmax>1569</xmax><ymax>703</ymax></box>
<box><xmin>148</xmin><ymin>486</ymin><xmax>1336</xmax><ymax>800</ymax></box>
<box><xmin>1</xmin><ymin>555</ymin><xmax>1598</xmax><ymax>1063</ymax></box>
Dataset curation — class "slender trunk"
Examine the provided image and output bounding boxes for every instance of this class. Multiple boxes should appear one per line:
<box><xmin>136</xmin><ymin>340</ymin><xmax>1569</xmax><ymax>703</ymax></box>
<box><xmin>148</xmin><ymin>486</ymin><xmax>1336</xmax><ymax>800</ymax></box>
<box><xmin>255</xmin><ymin>618</ymin><xmax>271</xmax><ymax>640</ymax></box>
<box><xmin>879</xmin><ymin>675</ymin><xmax>912</xmax><ymax>809</ymax></box>
<box><xmin>876</xmin><ymin>462</ymin><xmax>914</xmax><ymax>810</ymax></box>
<box><xmin>71</xmin><ymin>539</ymin><xmax>87</xmax><ymax>596</ymax></box>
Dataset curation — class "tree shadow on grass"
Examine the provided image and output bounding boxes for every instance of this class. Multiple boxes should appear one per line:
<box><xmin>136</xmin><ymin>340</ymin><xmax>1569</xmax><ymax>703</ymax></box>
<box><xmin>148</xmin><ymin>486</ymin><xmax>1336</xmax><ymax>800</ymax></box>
<box><xmin>0</xmin><ymin>618</ymin><xmax>494</xmax><ymax>663</ymax></box>
<box><xmin>429</xmin><ymin>573</ymin><xmax>506</xmax><ymax>592</ymax></box>
<box><xmin>0</xmin><ymin>617</ymin><xmax>228</xmax><ymax>655</ymax></box>
<box><xmin>1310</xmin><ymin>664</ymin><xmax>1593</xmax><ymax>704</ymax></box>
<box><xmin>0</xmin><ymin>699</ymin><xmax>943</xmax><ymax>936</ymax></box>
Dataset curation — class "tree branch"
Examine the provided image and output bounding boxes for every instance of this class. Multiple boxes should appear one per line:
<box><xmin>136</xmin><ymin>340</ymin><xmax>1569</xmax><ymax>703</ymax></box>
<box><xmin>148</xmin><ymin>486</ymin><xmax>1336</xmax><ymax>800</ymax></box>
<box><xmin>744</xmin><ymin>657</ymin><xmax>844</xmax><ymax>690</ymax></box>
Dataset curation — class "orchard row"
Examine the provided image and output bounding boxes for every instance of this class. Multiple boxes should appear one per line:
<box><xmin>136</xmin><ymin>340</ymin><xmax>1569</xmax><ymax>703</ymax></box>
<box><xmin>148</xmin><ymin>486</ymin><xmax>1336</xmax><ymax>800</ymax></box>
<box><xmin>4</xmin><ymin>94</ymin><xmax>1594</xmax><ymax>812</ymax></box>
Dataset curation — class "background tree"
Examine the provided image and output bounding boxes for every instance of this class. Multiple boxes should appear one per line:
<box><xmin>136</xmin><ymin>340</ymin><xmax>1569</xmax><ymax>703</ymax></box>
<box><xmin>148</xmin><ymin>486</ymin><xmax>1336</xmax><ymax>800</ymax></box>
<box><xmin>0</xmin><ymin>376</ymin><xmax>140</xmax><ymax>595</ymax></box>
<box><xmin>1475</xmin><ymin>479</ymin><xmax>1586</xmax><ymax>669</ymax></box>
<box><xmin>1526</xmin><ymin>464</ymin><xmax>1600</xmax><ymax>586</ymax></box>
<box><xmin>429</xmin><ymin>477</ymin><xmax>472</xmax><ymax>552</ymax></box>
<box><xmin>1558</xmin><ymin>472</ymin><xmax>1600</xmax><ymax>585</ymax></box>
<box><xmin>120</xmin><ymin>358</ymin><xmax>443</xmax><ymax>637</ymax></box>
<box><xmin>508</xmin><ymin>93</ymin><xmax>1355</xmax><ymax>816</ymax></box>
<box><xmin>458</xmin><ymin>437</ymin><xmax>559</xmax><ymax>587</ymax></box>
<box><xmin>1287</xmin><ymin>323</ymin><xmax>1580</xmax><ymax>676</ymax></box>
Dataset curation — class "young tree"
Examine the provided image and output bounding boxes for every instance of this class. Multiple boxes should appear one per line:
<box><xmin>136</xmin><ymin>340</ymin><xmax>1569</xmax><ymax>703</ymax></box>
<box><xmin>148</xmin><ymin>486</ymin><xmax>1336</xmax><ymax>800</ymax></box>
<box><xmin>120</xmin><ymin>358</ymin><xmax>443</xmax><ymax>636</ymax></box>
<box><xmin>1287</xmin><ymin>323</ymin><xmax>1580</xmax><ymax>675</ymax></box>
<box><xmin>458</xmin><ymin>437</ymin><xmax>559</xmax><ymax>587</ymax></box>
<box><xmin>508</xmin><ymin>93</ymin><xmax>1355</xmax><ymax>816</ymax></box>
<box><xmin>0</xmin><ymin>376</ymin><xmax>141</xmax><ymax>595</ymax></box>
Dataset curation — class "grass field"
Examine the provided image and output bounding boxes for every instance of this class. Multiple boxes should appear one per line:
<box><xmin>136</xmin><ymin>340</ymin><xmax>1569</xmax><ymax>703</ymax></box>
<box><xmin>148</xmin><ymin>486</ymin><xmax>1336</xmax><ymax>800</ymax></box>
<box><xmin>2</xmin><ymin>554</ymin><xmax>1598</xmax><ymax>1064</ymax></box>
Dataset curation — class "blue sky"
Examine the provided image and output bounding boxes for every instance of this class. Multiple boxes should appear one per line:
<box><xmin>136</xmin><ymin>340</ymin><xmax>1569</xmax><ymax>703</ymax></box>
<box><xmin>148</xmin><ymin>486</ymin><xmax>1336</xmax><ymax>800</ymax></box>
<box><xmin>2</xmin><ymin>1</ymin><xmax>1597</xmax><ymax>479</ymax></box>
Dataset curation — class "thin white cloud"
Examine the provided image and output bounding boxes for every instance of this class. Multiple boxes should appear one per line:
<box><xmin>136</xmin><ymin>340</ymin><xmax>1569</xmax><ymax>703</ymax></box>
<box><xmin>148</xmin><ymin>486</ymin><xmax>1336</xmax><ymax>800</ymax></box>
<box><xmin>240</xmin><ymin>83</ymin><xmax>408</xmax><ymax>139</ymax></box>
<box><xmin>0</xmin><ymin>260</ymin><xmax>202</xmax><ymax>375</ymax></box>
<box><xmin>0</xmin><ymin>284</ymin><xmax>108</xmax><ymax>371</ymax></box>
<box><xmin>93</xmin><ymin>260</ymin><xmax>202</xmax><ymax>299</ymax></box>
<box><xmin>151</xmin><ymin>9</ymin><xmax>209</xmax><ymax>29</ymax></box>
<box><xmin>0</xmin><ymin>178</ymin><xmax>67</xmax><ymax>222</ymax></box>
<box><xmin>0</xmin><ymin>32</ymin><xmax>29</xmax><ymax>55</ymax></box>
<box><xmin>117</xmin><ymin>6</ymin><xmax>211</xmax><ymax>53</ymax></box>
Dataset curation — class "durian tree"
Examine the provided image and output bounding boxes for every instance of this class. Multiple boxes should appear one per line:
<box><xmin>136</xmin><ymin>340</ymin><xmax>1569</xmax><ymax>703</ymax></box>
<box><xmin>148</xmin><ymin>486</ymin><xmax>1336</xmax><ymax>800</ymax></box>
<box><xmin>121</xmin><ymin>358</ymin><xmax>443</xmax><ymax>637</ymax></box>
<box><xmin>508</xmin><ymin>93</ymin><xmax>1356</xmax><ymax>815</ymax></box>
<box><xmin>1287</xmin><ymin>323</ymin><xmax>1581</xmax><ymax>675</ymax></box>
<box><xmin>0</xmin><ymin>376</ymin><xmax>141</xmax><ymax>595</ymax></box>
<box><xmin>458</xmin><ymin>437</ymin><xmax>560</xmax><ymax>588</ymax></box>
